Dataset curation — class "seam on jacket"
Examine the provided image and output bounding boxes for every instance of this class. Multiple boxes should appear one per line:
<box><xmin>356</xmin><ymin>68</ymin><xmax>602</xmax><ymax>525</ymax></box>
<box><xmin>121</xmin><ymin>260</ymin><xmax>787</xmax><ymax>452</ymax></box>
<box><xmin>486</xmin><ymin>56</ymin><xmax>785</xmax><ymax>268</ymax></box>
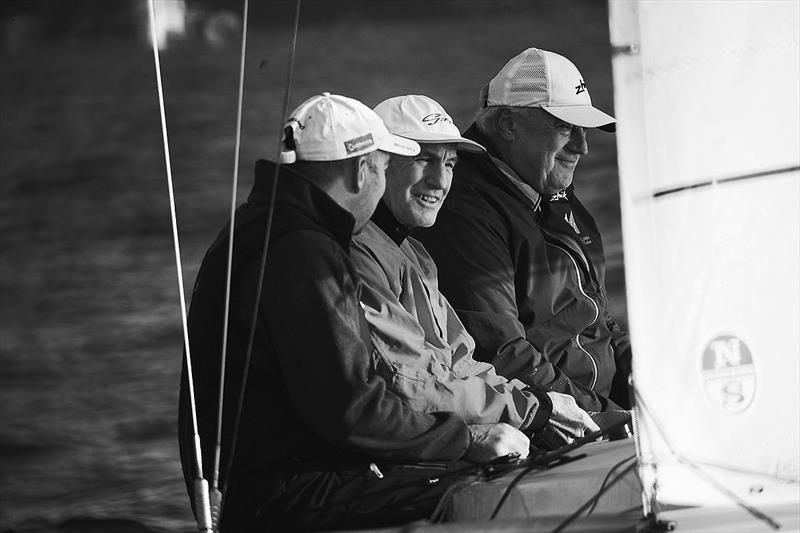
<box><xmin>544</xmin><ymin>240</ymin><xmax>600</xmax><ymax>389</ymax></box>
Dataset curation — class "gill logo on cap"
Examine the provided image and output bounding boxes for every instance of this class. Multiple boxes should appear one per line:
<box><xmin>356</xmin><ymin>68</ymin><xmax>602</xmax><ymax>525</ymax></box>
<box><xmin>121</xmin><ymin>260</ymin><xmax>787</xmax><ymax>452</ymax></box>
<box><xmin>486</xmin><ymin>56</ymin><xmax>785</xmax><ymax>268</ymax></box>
<box><xmin>575</xmin><ymin>79</ymin><xmax>587</xmax><ymax>95</ymax></box>
<box><xmin>422</xmin><ymin>113</ymin><xmax>453</xmax><ymax>126</ymax></box>
<box><xmin>344</xmin><ymin>133</ymin><xmax>375</xmax><ymax>154</ymax></box>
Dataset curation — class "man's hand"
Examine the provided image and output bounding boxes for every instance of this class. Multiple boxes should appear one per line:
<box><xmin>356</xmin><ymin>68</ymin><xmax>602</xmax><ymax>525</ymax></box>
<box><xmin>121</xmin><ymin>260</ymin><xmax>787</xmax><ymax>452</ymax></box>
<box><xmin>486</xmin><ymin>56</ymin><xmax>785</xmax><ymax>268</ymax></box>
<box><xmin>465</xmin><ymin>423</ymin><xmax>530</xmax><ymax>463</ymax></box>
<box><xmin>533</xmin><ymin>392</ymin><xmax>600</xmax><ymax>450</ymax></box>
<box><xmin>589</xmin><ymin>409</ymin><xmax>633</xmax><ymax>440</ymax></box>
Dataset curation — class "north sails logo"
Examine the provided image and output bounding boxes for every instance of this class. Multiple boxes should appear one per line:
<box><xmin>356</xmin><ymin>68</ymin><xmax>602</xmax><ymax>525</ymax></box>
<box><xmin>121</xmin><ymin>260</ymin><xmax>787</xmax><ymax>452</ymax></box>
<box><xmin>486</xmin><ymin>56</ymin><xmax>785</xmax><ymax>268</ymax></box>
<box><xmin>421</xmin><ymin>112</ymin><xmax>453</xmax><ymax>126</ymax></box>
<box><xmin>575</xmin><ymin>79</ymin><xmax>587</xmax><ymax>94</ymax></box>
<box><xmin>701</xmin><ymin>335</ymin><xmax>756</xmax><ymax>414</ymax></box>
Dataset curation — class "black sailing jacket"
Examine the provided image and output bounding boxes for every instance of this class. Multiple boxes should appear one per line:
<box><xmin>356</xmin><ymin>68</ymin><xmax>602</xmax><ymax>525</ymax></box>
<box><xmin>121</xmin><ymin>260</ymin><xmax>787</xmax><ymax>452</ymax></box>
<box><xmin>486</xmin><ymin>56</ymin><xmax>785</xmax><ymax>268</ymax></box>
<box><xmin>178</xmin><ymin>160</ymin><xmax>470</xmax><ymax>521</ymax></box>
<box><xmin>416</xmin><ymin>126</ymin><xmax>631</xmax><ymax>412</ymax></box>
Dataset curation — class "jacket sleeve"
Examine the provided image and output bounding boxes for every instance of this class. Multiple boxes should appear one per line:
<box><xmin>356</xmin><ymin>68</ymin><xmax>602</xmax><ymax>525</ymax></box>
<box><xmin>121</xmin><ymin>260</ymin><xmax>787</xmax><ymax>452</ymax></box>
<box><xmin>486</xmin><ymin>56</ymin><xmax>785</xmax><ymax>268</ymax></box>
<box><xmin>349</xmin><ymin>239</ymin><xmax>550</xmax><ymax>434</ymax></box>
<box><xmin>259</xmin><ymin>231</ymin><xmax>471</xmax><ymax>461</ymax></box>
<box><xmin>417</xmin><ymin>197</ymin><xmax>618</xmax><ymax>413</ymax></box>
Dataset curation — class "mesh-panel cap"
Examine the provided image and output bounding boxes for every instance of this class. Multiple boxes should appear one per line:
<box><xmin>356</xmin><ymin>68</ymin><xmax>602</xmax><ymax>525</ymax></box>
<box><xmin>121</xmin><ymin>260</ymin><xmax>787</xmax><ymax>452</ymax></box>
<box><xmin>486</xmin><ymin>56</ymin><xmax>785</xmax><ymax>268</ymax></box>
<box><xmin>279</xmin><ymin>92</ymin><xmax>420</xmax><ymax>164</ymax></box>
<box><xmin>487</xmin><ymin>47</ymin><xmax>616</xmax><ymax>132</ymax></box>
<box><xmin>373</xmin><ymin>95</ymin><xmax>485</xmax><ymax>153</ymax></box>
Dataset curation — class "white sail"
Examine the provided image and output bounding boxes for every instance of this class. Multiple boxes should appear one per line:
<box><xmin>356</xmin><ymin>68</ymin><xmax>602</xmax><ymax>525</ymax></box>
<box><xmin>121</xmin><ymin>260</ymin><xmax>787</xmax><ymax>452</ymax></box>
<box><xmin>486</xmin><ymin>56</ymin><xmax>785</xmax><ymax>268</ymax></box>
<box><xmin>610</xmin><ymin>0</ymin><xmax>800</xmax><ymax>511</ymax></box>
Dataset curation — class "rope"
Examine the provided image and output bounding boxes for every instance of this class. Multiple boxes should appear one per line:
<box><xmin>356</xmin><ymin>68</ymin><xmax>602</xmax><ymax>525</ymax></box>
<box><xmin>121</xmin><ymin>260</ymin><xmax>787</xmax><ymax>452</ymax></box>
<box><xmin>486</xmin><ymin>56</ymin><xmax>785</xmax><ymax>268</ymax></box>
<box><xmin>633</xmin><ymin>387</ymin><xmax>782</xmax><ymax>530</ymax></box>
<box><xmin>146</xmin><ymin>1</ymin><xmax>212</xmax><ymax>531</ymax></box>
<box><xmin>549</xmin><ymin>461</ymin><xmax>638</xmax><ymax>533</ymax></box>
<box><xmin>211</xmin><ymin>0</ymin><xmax>250</xmax><ymax>507</ymax></box>
<box><xmin>219</xmin><ymin>0</ymin><xmax>302</xmax><ymax>515</ymax></box>
<box><xmin>488</xmin><ymin>418</ymin><xmax>632</xmax><ymax>520</ymax></box>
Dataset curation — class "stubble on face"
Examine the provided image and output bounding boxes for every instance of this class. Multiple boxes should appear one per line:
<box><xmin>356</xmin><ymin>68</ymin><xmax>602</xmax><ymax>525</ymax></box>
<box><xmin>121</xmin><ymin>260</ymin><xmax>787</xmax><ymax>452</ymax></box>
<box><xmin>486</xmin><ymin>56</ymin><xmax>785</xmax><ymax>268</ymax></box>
<box><xmin>384</xmin><ymin>144</ymin><xmax>457</xmax><ymax>229</ymax></box>
<box><xmin>353</xmin><ymin>151</ymin><xmax>389</xmax><ymax>233</ymax></box>
<box><xmin>508</xmin><ymin>108</ymin><xmax>587</xmax><ymax>195</ymax></box>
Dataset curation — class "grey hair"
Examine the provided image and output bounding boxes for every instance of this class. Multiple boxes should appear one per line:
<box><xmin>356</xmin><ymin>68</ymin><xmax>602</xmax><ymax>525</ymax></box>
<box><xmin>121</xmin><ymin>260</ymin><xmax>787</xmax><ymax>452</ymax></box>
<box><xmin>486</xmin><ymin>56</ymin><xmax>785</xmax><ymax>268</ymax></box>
<box><xmin>474</xmin><ymin>83</ymin><xmax>546</xmax><ymax>139</ymax></box>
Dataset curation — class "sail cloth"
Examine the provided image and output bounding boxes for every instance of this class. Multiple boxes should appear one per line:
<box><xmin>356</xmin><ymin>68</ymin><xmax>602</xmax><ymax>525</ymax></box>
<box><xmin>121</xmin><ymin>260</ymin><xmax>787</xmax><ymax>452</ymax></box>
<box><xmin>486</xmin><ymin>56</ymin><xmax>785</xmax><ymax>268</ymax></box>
<box><xmin>609</xmin><ymin>0</ymin><xmax>800</xmax><ymax>509</ymax></box>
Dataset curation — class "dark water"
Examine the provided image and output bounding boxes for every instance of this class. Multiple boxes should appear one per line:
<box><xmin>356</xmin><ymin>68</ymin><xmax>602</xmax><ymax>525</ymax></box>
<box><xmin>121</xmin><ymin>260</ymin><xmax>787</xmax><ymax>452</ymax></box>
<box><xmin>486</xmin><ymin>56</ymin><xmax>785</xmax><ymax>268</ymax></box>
<box><xmin>0</xmin><ymin>1</ymin><xmax>625</xmax><ymax>531</ymax></box>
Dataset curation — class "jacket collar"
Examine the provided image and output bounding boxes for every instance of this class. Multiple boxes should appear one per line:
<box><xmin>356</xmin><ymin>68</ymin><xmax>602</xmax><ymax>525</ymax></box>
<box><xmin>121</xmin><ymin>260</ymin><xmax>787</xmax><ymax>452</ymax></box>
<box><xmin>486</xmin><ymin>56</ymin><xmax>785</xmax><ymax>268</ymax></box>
<box><xmin>462</xmin><ymin>124</ymin><xmax>543</xmax><ymax>211</ymax></box>
<box><xmin>371</xmin><ymin>200</ymin><xmax>409</xmax><ymax>246</ymax></box>
<box><xmin>248</xmin><ymin>159</ymin><xmax>356</xmax><ymax>249</ymax></box>
<box><xmin>464</xmin><ymin>124</ymin><xmax>578</xmax><ymax>210</ymax></box>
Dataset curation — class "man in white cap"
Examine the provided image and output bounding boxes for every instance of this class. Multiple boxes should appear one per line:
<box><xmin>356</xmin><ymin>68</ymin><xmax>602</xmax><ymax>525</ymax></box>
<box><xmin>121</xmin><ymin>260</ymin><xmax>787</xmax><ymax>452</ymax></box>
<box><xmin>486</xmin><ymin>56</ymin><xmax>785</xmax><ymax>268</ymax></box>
<box><xmin>352</xmin><ymin>94</ymin><xmax>600</xmax><ymax>451</ymax></box>
<box><xmin>179</xmin><ymin>93</ymin><xmax>535</xmax><ymax>532</ymax></box>
<box><xmin>416</xmin><ymin>48</ymin><xmax>633</xmax><ymax>415</ymax></box>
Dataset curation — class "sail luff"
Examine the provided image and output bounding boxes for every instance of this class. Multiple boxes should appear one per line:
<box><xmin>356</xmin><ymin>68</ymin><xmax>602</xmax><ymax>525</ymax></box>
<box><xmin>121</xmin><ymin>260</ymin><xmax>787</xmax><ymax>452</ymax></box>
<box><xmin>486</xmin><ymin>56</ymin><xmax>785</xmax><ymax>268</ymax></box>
<box><xmin>610</xmin><ymin>0</ymin><xmax>800</xmax><ymax>512</ymax></box>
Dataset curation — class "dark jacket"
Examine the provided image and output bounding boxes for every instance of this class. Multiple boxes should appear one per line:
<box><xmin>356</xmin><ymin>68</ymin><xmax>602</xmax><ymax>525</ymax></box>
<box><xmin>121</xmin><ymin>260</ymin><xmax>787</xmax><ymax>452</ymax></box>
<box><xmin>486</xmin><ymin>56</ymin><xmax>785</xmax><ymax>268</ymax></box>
<box><xmin>178</xmin><ymin>160</ymin><xmax>470</xmax><ymax>527</ymax></box>
<box><xmin>415</xmin><ymin>126</ymin><xmax>631</xmax><ymax>412</ymax></box>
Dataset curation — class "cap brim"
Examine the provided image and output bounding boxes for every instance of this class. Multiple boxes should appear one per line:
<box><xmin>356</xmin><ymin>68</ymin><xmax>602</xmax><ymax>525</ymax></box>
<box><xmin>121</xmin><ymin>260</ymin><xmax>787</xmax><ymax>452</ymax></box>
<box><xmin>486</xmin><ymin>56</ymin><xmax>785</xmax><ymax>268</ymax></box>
<box><xmin>376</xmin><ymin>133</ymin><xmax>421</xmax><ymax>156</ymax></box>
<box><xmin>410</xmin><ymin>134</ymin><xmax>486</xmax><ymax>153</ymax></box>
<box><xmin>544</xmin><ymin>106</ymin><xmax>616</xmax><ymax>132</ymax></box>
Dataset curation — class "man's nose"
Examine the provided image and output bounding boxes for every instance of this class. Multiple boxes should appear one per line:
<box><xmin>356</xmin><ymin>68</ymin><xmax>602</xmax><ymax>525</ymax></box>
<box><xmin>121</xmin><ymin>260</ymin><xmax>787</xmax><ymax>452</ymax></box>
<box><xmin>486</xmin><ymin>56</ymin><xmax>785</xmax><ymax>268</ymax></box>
<box><xmin>425</xmin><ymin>163</ymin><xmax>452</xmax><ymax>189</ymax></box>
<box><xmin>567</xmin><ymin>126</ymin><xmax>588</xmax><ymax>155</ymax></box>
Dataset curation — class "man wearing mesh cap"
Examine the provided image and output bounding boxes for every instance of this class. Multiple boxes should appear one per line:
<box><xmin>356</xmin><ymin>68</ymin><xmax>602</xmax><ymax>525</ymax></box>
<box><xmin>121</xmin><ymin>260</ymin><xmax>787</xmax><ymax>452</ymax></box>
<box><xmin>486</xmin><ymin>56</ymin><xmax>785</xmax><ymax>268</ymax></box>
<box><xmin>416</xmin><ymin>48</ymin><xmax>633</xmax><ymax>415</ymax></box>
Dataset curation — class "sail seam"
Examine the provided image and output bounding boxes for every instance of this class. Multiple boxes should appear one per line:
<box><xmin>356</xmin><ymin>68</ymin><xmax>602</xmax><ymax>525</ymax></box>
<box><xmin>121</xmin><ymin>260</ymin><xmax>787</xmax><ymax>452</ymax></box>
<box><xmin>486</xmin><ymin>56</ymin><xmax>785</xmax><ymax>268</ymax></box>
<box><xmin>652</xmin><ymin>165</ymin><xmax>800</xmax><ymax>199</ymax></box>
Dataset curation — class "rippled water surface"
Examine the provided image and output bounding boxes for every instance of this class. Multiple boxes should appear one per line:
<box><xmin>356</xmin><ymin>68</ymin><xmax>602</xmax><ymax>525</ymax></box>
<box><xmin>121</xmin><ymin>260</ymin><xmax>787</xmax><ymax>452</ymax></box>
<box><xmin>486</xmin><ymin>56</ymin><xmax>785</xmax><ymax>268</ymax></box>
<box><xmin>0</xmin><ymin>2</ymin><xmax>625</xmax><ymax>531</ymax></box>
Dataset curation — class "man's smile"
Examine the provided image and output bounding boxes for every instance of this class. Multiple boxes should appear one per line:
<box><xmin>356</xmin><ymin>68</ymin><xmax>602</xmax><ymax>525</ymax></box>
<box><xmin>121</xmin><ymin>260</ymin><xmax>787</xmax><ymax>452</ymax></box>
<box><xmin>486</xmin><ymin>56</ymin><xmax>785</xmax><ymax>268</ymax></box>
<box><xmin>412</xmin><ymin>192</ymin><xmax>443</xmax><ymax>206</ymax></box>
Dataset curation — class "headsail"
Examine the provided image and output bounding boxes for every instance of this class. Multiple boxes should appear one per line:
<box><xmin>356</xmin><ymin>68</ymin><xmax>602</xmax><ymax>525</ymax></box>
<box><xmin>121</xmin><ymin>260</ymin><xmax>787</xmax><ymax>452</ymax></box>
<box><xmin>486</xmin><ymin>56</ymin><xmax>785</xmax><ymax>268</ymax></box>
<box><xmin>610</xmin><ymin>0</ymin><xmax>800</xmax><ymax>512</ymax></box>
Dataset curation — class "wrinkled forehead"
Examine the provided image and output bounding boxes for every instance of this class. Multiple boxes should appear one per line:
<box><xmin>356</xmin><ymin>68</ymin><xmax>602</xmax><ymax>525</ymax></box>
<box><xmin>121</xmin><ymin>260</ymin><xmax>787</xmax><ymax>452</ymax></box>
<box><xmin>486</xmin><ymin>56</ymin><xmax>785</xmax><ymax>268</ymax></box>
<box><xmin>418</xmin><ymin>142</ymin><xmax>459</xmax><ymax>158</ymax></box>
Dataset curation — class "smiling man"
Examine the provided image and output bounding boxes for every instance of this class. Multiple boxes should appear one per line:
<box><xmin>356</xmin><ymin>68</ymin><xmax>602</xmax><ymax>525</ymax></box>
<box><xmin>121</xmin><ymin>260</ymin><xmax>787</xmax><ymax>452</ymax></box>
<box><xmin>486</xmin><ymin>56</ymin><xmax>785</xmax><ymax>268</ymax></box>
<box><xmin>350</xmin><ymin>94</ymin><xmax>600</xmax><ymax>451</ymax></box>
<box><xmin>415</xmin><ymin>48</ymin><xmax>633</xmax><ymax>414</ymax></box>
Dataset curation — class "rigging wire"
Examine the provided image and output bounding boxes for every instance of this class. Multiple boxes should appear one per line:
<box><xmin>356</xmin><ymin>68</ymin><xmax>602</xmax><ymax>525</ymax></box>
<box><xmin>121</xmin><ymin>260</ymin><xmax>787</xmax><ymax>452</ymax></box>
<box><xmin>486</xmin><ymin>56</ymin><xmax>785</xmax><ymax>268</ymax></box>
<box><xmin>146</xmin><ymin>1</ymin><xmax>212</xmax><ymax>531</ymax></box>
<box><xmin>633</xmin><ymin>386</ymin><xmax>782</xmax><ymax>531</ymax></box>
<box><xmin>219</xmin><ymin>0</ymin><xmax>302</xmax><ymax>517</ymax></box>
<box><xmin>487</xmin><ymin>418</ymin><xmax>632</xmax><ymax>520</ymax></box>
<box><xmin>548</xmin><ymin>461</ymin><xmax>638</xmax><ymax>533</ymax></box>
<box><xmin>211</xmin><ymin>0</ymin><xmax>250</xmax><ymax>522</ymax></box>
<box><xmin>584</xmin><ymin>454</ymin><xmax>637</xmax><ymax>515</ymax></box>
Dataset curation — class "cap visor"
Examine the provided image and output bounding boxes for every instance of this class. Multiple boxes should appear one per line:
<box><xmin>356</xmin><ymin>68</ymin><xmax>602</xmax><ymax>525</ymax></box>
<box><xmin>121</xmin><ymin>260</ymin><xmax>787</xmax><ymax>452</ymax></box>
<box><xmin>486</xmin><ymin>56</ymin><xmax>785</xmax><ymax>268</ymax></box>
<box><xmin>377</xmin><ymin>134</ymin><xmax>420</xmax><ymax>156</ymax></box>
<box><xmin>410</xmin><ymin>134</ymin><xmax>486</xmax><ymax>153</ymax></box>
<box><xmin>544</xmin><ymin>106</ymin><xmax>616</xmax><ymax>132</ymax></box>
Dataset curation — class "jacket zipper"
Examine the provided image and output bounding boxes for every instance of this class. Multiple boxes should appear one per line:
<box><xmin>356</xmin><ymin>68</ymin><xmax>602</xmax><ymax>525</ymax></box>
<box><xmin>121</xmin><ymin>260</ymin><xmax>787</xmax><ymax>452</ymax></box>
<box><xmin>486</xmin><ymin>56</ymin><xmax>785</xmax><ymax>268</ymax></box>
<box><xmin>544</xmin><ymin>240</ymin><xmax>600</xmax><ymax>389</ymax></box>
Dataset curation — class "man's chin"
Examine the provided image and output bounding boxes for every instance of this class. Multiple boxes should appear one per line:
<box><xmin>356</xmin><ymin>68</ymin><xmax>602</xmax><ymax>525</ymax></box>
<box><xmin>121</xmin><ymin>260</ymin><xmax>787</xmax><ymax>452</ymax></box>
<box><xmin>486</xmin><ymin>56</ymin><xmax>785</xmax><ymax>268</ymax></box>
<box><xmin>546</xmin><ymin>175</ymin><xmax>575</xmax><ymax>193</ymax></box>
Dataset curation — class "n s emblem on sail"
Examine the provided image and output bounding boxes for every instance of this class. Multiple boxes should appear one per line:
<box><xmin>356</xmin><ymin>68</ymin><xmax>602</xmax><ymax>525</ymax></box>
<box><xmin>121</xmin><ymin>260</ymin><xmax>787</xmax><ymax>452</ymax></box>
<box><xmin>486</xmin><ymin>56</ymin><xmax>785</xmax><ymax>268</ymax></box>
<box><xmin>701</xmin><ymin>334</ymin><xmax>757</xmax><ymax>414</ymax></box>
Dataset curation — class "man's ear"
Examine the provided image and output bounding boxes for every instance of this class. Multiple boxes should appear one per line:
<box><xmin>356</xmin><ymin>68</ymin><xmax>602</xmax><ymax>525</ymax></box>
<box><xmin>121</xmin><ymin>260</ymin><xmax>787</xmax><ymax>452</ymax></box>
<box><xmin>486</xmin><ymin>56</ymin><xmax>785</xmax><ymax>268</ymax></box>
<box><xmin>497</xmin><ymin>108</ymin><xmax>516</xmax><ymax>142</ymax></box>
<box><xmin>352</xmin><ymin>155</ymin><xmax>369</xmax><ymax>193</ymax></box>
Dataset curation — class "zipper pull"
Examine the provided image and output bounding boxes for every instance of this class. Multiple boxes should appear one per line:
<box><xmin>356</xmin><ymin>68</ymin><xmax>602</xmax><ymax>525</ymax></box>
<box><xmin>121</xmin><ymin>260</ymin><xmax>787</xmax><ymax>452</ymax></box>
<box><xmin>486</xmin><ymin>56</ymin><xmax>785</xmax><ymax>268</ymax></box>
<box><xmin>369</xmin><ymin>462</ymin><xmax>384</xmax><ymax>479</ymax></box>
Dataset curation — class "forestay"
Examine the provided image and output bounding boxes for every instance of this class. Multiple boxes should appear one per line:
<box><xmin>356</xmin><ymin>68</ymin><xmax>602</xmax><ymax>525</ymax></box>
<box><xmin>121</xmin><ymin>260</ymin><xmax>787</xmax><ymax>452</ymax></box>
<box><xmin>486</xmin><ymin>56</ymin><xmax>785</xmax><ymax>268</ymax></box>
<box><xmin>609</xmin><ymin>0</ymin><xmax>800</xmax><ymax>511</ymax></box>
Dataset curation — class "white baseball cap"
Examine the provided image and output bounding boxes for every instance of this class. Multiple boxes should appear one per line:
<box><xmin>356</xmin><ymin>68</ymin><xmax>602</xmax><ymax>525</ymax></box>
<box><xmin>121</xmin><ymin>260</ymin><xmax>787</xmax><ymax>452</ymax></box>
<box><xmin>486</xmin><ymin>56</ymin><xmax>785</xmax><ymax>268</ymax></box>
<box><xmin>373</xmin><ymin>95</ymin><xmax>485</xmax><ymax>153</ymax></box>
<box><xmin>486</xmin><ymin>47</ymin><xmax>616</xmax><ymax>132</ymax></box>
<box><xmin>279</xmin><ymin>92</ymin><xmax>420</xmax><ymax>164</ymax></box>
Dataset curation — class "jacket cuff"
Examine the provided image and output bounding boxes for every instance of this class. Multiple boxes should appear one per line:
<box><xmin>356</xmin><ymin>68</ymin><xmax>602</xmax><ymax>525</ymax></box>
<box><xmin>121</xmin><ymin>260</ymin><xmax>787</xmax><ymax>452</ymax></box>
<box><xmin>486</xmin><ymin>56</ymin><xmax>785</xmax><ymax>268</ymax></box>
<box><xmin>525</xmin><ymin>388</ymin><xmax>552</xmax><ymax>435</ymax></box>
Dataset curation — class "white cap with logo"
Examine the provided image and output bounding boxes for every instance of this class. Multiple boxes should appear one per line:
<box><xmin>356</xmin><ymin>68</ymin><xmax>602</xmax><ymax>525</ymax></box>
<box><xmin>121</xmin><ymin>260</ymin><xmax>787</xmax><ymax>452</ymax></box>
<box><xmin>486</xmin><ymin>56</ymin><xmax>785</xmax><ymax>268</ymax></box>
<box><xmin>486</xmin><ymin>47</ymin><xmax>616</xmax><ymax>132</ymax></box>
<box><xmin>373</xmin><ymin>95</ymin><xmax>485</xmax><ymax>153</ymax></box>
<box><xmin>279</xmin><ymin>92</ymin><xmax>421</xmax><ymax>164</ymax></box>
